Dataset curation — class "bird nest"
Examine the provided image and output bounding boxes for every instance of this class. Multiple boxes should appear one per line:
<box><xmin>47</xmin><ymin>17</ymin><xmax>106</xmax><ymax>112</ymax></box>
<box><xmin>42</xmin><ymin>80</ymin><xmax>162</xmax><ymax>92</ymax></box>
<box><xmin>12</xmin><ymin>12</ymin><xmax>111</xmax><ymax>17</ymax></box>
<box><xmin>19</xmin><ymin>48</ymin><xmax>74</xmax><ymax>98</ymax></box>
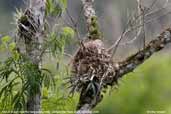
<box><xmin>17</xmin><ymin>9</ymin><xmax>39</xmax><ymax>42</ymax></box>
<box><xmin>68</xmin><ymin>39</ymin><xmax>118</xmax><ymax>95</ymax></box>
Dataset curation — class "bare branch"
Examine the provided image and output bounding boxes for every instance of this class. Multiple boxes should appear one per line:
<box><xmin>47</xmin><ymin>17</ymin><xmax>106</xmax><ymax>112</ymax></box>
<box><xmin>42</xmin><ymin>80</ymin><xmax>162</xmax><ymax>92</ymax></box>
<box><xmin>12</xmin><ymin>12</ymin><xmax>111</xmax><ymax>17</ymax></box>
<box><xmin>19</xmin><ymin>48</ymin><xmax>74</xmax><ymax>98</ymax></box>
<box><xmin>65</xmin><ymin>8</ymin><xmax>82</xmax><ymax>41</ymax></box>
<box><xmin>137</xmin><ymin>0</ymin><xmax>146</xmax><ymax>49</ymax></box>
<box><xmin>108</xmin><ymin>0</ymin><xmax>169</xmax><ymax>55</ymax></box>
<box><xmin>108</xmin><ymin>0</ymin><xmax>145</xmax><ymax>57</ymax></box>
<box><xmin>119</xmin><ymin>10</ymin><xmax>171</xmax><ymax>46</ymax></box>
<box><xmin>146</xmin><ymin>0</ymin><xmax>168</xmax><ymax>17</ymax></box>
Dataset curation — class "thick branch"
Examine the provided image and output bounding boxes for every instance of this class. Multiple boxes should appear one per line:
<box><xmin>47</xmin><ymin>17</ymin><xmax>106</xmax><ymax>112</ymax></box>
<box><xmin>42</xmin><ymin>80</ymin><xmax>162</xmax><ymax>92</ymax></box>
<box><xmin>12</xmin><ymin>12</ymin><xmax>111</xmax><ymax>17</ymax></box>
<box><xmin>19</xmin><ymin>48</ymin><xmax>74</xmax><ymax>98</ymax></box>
<box><xmin>116</xmin><ymin>28</ymin><xmax>171</xmax><ymax>78</ymax></box>
<box><xmin>76</xmin><ymin>85</ymin><xmax>102</xmax><ymax>114</ymax></box>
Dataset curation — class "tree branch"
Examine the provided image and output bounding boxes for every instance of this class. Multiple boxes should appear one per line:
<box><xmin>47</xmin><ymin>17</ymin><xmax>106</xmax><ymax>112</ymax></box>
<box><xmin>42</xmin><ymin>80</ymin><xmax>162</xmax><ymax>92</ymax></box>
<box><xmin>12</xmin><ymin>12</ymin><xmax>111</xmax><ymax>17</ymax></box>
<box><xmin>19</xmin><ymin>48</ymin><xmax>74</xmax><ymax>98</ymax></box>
<box><xmin>17</xmin><ymin>0</ymin><xmax>46</xmax><ymax>113</ymax></box>
<box><xmin>116</xmin><ymin>28</ymin><xmax>171</xmax><ymax>78</ymax></box>
<box><xmin>81</xmin><ymin>0</ymin><xmax>101</xmax><ymax>40</ymax></box>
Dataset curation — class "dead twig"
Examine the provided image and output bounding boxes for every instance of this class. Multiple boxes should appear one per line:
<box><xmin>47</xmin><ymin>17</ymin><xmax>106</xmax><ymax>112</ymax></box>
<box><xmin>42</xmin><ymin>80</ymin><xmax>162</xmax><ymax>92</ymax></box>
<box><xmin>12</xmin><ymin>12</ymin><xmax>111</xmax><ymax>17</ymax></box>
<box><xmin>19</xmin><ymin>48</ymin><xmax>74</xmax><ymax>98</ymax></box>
<box><xmin>108</xmin><ymin>0</ymin><xmax>169</xmax><ymax>57</ymax></box>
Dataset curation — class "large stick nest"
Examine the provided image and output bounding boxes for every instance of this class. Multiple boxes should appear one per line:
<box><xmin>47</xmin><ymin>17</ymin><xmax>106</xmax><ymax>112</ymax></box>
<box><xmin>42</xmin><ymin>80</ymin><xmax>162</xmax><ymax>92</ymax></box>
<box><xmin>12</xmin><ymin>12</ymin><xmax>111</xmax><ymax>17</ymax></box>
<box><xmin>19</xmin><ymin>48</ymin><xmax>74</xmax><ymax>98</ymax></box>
<box><xmin>68</xmin><ymin>39</ymin><xmax>119</xmax><ymax>96</ymax></box>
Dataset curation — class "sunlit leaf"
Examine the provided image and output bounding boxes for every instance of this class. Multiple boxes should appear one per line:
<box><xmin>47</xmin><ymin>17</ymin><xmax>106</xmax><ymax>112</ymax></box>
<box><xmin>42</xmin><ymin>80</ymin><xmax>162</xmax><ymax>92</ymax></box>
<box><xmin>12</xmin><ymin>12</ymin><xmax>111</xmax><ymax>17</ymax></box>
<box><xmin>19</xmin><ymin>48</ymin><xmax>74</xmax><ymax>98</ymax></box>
<box><xmin>46</xmin><ymin>0</ymin><xmax>62</xmax><ymax>16</ymax></box>
<box><xmin>1</xmin><ymin>36</ymin><xmax>11</xmax><ymax>43</ymax></box>
<box><xmin>42</xmin><ymin>87</ymin><xmax>49</xmax><ymax>99</ymax></box>
<box><xmin>12</xmin><ymin>51</ymin><xmax>20</xmax><ymax>61</ymax></box>
<box><xmin>62</xmin><ymin>27</ymin><xmax>75</xmax><ymax>38</ymax></box>
<box><xmin>9</xmin><ymin>42</ymin><xmax>16</xmax><ymax>51</ymax></box>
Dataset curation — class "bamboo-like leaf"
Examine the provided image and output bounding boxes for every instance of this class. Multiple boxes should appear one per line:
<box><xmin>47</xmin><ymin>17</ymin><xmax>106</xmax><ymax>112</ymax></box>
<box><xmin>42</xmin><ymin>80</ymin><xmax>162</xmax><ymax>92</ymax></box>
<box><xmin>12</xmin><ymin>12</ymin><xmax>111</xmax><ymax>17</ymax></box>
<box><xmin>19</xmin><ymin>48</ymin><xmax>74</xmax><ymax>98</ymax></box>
<box><xmin>41</xmin><ymin>68</ymin><xmax>56</xmax><ymax>90</ymax></box>
<box><xmin>46</xmin><ymin>0</ymin><xmax>62</xmax><ymax>16</ymax></box>
<box><xmin>9</xmin><ymin>42</ymin><xmax>16</xmax><ymax>51</ymax></box>
<box><xmin>59</xmin><ymin>0</ymin><xmax>67</xmax><ymax>9</ymax></box>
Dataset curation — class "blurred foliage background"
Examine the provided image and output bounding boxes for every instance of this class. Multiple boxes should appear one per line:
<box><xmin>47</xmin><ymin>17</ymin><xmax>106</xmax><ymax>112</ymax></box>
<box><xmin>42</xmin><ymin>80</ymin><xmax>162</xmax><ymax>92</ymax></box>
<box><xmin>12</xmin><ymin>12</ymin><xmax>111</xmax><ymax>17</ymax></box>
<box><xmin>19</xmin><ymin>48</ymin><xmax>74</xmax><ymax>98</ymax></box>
<box><xmin>95</xmin><ymin>55</ymin><xmax>171</xmax><ymax>114</ymax></box>
<box><xmin>0</xmin><ymin>0</ymin><xmax>171</xmax><ymax>114</ymax></box>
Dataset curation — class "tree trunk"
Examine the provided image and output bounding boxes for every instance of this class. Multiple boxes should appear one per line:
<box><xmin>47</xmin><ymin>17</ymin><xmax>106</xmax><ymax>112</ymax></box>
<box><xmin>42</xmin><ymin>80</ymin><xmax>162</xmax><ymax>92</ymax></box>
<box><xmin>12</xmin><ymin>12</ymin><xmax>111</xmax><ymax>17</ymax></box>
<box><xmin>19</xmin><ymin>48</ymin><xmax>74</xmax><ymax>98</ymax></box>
<box><xmin>22</xmin><ymin>0</ymin><xmax>46</xmax><ymax>113</ymax></box>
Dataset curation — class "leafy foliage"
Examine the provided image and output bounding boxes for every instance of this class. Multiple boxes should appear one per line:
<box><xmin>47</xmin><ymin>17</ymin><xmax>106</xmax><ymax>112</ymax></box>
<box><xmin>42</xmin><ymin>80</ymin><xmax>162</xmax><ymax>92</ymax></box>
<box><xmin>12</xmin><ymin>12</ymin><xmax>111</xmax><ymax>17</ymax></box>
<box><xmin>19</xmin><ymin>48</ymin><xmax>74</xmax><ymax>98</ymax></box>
<box><xmin>42</xmin><ymin>61</ymin><xmax>78</xmax><ymax>112</ymax></box>
<box><xmin>46</xmin><ymin>26</ymin><xmax>74</xmax><ymax>57</ymax></box>
<box><xmin>46</xmin><ymin>0</ymin><xmax>67</xmax><ymax>17</ymax></box>
<box><xmin>0</xmin><ymin>37</ymin><xmax>55</xmax><ymax>111</ymax></box>
<box><xmin>62</xmin><ymin>27</ymin><xmax>75</xmax><ymax>39</ymax></box>
<box><xmin>95</xmin><ymin>56</ymin><xmax>171</xmax><ymax>114</ymax></box>
<box><xmin>0</xmin><ymin>35</ymin><xmax>16</xmax><ymax>52</ymax></box>
<box><xmin>1</xmin><ymin>36</ymin><xmax>11</xmax><ymax>43</ymax></box>
<box><xmin>0</xmin><ymin>0</ymin><xmax>74</xmax><ymax>111</ymax></box>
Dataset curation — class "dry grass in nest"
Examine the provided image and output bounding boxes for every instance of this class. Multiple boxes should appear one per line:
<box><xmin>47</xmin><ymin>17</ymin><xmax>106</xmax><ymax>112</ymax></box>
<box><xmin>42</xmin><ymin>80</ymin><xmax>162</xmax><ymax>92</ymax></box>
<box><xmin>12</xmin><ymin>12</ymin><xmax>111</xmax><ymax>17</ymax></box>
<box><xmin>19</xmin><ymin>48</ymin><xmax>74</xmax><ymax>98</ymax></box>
<box><xmin>68</xmin><ymin>39</ymin><xmax>118</xmax><ymax>96</ymax></box>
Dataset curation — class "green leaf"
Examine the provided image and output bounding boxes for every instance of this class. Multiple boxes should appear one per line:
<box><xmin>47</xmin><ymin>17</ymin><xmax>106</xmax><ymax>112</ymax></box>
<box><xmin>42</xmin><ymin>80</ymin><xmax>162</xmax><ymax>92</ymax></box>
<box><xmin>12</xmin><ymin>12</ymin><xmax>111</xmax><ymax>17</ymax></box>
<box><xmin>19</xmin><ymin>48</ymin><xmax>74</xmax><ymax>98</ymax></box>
<box><xmin>62</xmin><ymin>27</ymin><xmax>75</xmax><ymax>38</ymax></box>
<box><xmin>59</xmin><ymin>0</ymin><xmax>67</xmax><ymax>9</ymax></box>
<box><xmin>46</xmin><ymin>0</ymin><xmax>53</xmax><ymax>13</ymax></box>
<box><xmin>0</xmin><ymin>45</ymin><xmax>5</xmax><ymax>51</ymax></box>
<box><xmin>12</xmin><ymin>51</ymin><xmax>20</xmax><ymax>61</ymax></box>
<box><xmin>42</xmin><ymin>87</ymin><xmax>49</xmax><ymax>99</ymax></box>
<box><xmin>52</xmin><ymin>4</ymin><xmax>62</xmax><ymax>16</ymax></box>
<box><xmin>46</xmin><ymin>0</ymin><xmax>62</xmax><ymax>16</ymax></box>
<box><xmin>9</xmin><ymin>42</ymin><xmax>16</xmax><ymax>51</ymax></box>
<box><xmin>1</xmin><ymin>36</ymin><xmax>11</xmax><ymax>43</ymax></box>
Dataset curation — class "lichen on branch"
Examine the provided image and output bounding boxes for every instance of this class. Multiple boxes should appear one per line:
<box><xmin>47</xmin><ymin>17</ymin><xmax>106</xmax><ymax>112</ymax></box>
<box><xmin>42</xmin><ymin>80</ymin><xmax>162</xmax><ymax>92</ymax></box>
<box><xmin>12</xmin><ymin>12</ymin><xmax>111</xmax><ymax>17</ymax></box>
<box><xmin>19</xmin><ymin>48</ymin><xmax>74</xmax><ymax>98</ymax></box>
<box><xmin>116</xmin><ymin>28</ymin><xmax>171</xmax><ymax>78</ymax></box>
<box><xmin>81</xmin><ymin>0</ymin><xmax>101</xmax><ymax>40</ymax></box>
